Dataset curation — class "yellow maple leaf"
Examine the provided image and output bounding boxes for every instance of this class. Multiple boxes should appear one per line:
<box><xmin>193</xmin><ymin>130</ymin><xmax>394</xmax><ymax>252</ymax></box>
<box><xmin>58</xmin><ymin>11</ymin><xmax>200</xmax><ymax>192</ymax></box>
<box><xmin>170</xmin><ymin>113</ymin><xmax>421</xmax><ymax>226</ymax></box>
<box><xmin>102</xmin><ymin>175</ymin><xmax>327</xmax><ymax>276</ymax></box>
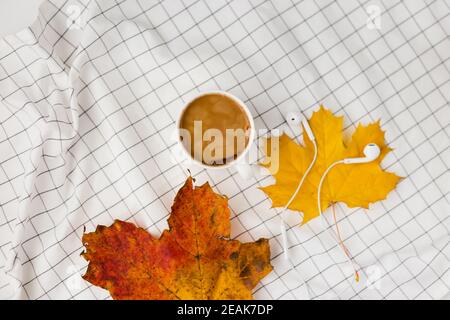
<box><xmin>260</xmin><ymin>106</ymin><xmax>401</xmax><ymax>225</ymax></box>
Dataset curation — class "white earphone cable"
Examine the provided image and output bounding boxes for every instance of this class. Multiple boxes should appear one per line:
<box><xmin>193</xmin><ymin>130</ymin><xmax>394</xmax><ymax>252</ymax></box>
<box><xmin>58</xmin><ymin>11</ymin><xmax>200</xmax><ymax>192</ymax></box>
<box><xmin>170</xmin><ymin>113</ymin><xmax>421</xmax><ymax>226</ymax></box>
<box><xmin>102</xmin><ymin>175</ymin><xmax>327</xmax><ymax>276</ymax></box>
<box><xmin>317</xmin><ymin>160</ymin><xmax>360</xmax><ymax>281</ymax></box>
<box><xmin>280</xmin><ymin>139</ymin><xmax>317</xmax><ymax>259</ymax></box>
<box><xmin>277</xmin><ymin>116</ymin><xmax>376</xmax><ymax>295</ymax></box>
<box><xmin>278</xmin><ymin>138</ymin><xmax>317</xmax><ymax>299</ymax></box>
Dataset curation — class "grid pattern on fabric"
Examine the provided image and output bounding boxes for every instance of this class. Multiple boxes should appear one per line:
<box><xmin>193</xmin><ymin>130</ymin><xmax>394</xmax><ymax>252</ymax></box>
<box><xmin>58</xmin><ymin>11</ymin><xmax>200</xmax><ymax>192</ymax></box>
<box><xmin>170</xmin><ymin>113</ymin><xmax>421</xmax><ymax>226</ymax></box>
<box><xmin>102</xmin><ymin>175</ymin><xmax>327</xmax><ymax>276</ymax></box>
<box><xmin>0</xmin><ymin>0</ymin><xmax>448</xmax><ymax>300</ymax></box>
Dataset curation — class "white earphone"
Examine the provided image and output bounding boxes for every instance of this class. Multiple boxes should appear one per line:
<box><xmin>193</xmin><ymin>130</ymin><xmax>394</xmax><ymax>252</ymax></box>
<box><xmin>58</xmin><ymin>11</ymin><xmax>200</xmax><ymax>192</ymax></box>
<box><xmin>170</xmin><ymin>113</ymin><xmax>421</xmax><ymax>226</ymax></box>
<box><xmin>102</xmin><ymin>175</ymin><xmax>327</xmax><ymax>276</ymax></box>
<box><xmin>280</xmin><ymin>111</ymin><xmax>381</xmax><ymax>285</ymax></box>
<box><xmin>286</xmin><ymin>112</ymin><xmax>316</xmax><ymax>142</ymax></box>
<box><xmin>317</xmin><ymin>142</ymin><xmax>381</xmax><ymax>281</ymax></box>
<box><xmin>342</xmin><ymin>143</ymin><xmax>381</xmax><ymax>164</ymax></box>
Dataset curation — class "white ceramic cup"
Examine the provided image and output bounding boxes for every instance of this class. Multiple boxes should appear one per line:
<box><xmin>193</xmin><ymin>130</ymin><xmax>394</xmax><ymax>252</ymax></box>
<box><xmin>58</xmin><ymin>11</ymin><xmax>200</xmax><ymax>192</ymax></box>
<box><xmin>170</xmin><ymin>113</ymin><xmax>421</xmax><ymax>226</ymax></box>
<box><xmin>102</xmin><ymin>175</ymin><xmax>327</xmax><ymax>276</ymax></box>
<box><xmin>175</xmin><ymin>90</ymin><xmax>256</xmax><ymax>177</ymax></box>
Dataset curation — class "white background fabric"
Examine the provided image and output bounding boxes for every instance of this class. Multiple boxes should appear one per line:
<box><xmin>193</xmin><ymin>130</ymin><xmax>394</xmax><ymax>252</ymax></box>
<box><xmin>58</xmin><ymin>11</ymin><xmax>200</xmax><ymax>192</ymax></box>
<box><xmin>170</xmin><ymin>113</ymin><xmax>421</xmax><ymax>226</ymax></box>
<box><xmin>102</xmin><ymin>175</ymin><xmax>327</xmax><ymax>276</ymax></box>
<box><xmin>0</xmin><ymin>0</ymin><xmax>42</xmax><ymax>38</ymax></box>
<box><xmin>0</xmin><ymin>0</ymin><xmax>448</xmax><ymax>299</ymax></box>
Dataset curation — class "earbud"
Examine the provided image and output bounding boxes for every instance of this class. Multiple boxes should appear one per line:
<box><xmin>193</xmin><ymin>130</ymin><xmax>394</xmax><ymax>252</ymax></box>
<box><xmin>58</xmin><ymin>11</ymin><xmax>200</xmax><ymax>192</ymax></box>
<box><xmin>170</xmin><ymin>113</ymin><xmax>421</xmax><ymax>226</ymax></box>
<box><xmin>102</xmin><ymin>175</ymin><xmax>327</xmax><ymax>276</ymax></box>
<box><xmin>285</xmin><ymin>112</ymin><xmax>315</xmax><ymax>141</ymax></box>
<box><xmin>286</xmin><ymin>111</ymin><xmax>301</xmax><ymax>126</ymax></box>
<box><xmin>343</xmin><ymin>143</ymin><xmax>381</xmax><ymax>164</ymax></box>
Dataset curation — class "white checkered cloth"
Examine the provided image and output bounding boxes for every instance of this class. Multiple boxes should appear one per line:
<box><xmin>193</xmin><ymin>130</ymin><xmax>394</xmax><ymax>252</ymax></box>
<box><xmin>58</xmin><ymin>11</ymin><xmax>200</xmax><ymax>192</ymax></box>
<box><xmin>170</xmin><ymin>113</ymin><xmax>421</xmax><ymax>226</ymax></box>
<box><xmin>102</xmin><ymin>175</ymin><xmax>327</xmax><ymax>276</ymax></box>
<box><xmin>0</xmin><ymin>0</ymin><xmax>449</xmax><ymax>300</ymax></box>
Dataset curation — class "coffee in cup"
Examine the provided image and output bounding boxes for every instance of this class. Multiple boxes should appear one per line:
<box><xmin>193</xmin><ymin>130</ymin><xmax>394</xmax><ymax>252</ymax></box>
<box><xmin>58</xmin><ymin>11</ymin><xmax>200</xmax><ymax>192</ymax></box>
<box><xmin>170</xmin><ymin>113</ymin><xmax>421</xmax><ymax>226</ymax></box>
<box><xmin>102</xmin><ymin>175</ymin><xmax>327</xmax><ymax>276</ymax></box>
<box><xmin>178</xmin><ymin>92</ymin><xmax>253</xmax><ymax>167</ymax></box>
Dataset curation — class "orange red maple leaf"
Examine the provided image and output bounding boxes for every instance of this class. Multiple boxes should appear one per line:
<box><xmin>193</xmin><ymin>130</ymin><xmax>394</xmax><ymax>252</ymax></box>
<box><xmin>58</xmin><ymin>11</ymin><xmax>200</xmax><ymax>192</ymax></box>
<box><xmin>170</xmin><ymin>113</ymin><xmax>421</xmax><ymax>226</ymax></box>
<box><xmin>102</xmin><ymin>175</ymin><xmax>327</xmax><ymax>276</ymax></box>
<box><xmin>82</xmin><ymin>177</ymin><xmax>272</xmax><ymax>299</ymax></box>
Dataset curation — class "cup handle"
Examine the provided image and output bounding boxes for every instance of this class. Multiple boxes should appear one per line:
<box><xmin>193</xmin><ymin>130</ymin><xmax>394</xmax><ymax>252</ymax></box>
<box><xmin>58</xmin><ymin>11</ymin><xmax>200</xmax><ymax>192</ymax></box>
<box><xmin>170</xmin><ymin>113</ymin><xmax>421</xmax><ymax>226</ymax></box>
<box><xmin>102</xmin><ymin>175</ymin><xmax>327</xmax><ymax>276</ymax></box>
<box><xmin>236</xmin><ymin>163</ymin><xmax>253</xmax><ymax>180</ymax></box>
<box><xmin>236</xmin><ymin>162</ymin><xmax>261</xmax><ymax>180</ymax></box>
